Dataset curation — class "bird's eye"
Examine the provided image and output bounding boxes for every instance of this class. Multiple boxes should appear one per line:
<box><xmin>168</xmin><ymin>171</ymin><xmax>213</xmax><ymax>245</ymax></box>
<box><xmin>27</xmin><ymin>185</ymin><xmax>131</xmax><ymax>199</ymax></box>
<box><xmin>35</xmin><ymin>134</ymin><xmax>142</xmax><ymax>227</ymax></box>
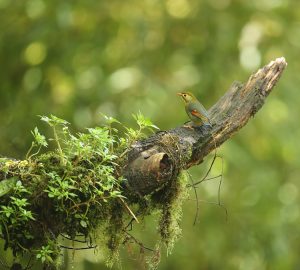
<box><xmin>183</xmin><ymin>94</ymin><xmax>186</xmax><ymax>97</ymax></box>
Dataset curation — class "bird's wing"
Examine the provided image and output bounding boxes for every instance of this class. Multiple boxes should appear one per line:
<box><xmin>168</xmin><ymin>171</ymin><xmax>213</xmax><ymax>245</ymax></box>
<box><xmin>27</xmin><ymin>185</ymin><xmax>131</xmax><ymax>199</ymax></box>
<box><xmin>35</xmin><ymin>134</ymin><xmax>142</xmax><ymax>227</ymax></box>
<box><xmin>190</xmin><ymin>109</ymin><xmax>209</xmax><ymax>122</ymax></box>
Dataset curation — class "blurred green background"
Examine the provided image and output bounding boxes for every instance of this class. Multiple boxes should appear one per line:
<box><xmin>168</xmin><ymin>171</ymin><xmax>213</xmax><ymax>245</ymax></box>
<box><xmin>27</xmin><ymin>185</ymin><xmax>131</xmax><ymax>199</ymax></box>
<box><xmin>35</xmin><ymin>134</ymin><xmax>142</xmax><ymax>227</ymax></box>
<box><xmin>1</xmin><ymin>0</ymin><xmax>300</xmax><ymax>269</ymax></box>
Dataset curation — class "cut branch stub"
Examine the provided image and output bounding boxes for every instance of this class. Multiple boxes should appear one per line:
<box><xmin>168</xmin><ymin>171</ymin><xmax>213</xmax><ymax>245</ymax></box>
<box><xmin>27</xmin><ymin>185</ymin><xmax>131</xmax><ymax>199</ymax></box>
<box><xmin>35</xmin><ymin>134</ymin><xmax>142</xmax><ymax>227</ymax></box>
<box><xmin>124</xmin><ymin>57</ymin><xmax>287</xmax><ymax>195</ymax></box>
<box><xmin>124</xmin><ymin>150</ymin><xmax>171</xmax><ymax>196</ymax></box>
<box><xmin>124</xmin><ymin>133</ymin><xmax>182</xmax><ymax>195</ymax></box>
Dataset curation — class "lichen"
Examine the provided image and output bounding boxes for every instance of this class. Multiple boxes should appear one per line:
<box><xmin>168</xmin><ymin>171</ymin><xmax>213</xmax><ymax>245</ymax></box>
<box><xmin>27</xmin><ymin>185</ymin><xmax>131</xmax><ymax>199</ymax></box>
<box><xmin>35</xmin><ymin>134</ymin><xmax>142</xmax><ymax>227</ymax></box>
<box><xmin>158</xmin><ymin>171</ymin><xmax>189</xmax><ymax>254</ymax></box>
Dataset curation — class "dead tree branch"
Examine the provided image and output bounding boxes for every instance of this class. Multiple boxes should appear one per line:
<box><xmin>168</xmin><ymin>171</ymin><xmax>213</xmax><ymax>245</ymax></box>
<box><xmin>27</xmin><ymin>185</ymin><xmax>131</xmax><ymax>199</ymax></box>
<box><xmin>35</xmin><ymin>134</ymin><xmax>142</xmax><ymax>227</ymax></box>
<box><xmin>124</xmin><ymin>57</ymin><xmax>287</xmax><ymax>195</ymax></box>
<box><xmin>0</xmin><ymin>57</ymin><xmax>287</xmax><ymax>269</ymax></box>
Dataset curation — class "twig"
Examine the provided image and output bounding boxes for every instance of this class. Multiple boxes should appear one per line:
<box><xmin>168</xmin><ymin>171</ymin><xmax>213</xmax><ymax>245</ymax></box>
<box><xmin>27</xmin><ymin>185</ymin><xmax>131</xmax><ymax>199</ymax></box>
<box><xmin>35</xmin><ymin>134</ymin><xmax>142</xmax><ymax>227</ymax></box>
<box><xmin>125</xmin><ymin>218</ymin><xmax>135</xmax><ymax>231</ymax></box>
<box><xmin>60</xmin><ymin>234</ymin><xmax>87</xmax><ymax>243</ymax></box>
<box><xmin>215</xmin><ymin>156</ymin><xmax>227</xmax><ymax>221</ymax></box>
<box><xmin>119</xmin><ymin>197</ymin><xmax>139</xmax><ymax>223</ymax></box>
<box><xmin>186</xmin><ymin>171</ymin><xmax>200</xmax><ymax>226</ymax></box>
<box><xmin>60</xmin><ymin>245</ymin><xmax>97</xmax><ymax>250</ymax></box>
<box><xmin>188</xmin><ymin>199</ymin><xmax>228</xmax><ymax>221</ymax></box>
<box><xmin>24</xmin><ymin>255</ymin><xmax>33</xmax><ymax>270</ymax></box>
<box><xmin>123</xmin><ymin>231</ymin><xmax>155</xmax><ymax>252</ymax></box>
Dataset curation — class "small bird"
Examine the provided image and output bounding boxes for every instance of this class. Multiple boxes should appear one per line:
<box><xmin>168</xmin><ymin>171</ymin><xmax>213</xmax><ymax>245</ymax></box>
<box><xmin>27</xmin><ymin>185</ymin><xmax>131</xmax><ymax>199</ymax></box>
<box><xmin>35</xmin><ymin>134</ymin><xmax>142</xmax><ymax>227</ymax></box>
<box><xmin>177</xmin><ymin>91</ymin><xmax>211</xmax><ymax>127</ymax></box>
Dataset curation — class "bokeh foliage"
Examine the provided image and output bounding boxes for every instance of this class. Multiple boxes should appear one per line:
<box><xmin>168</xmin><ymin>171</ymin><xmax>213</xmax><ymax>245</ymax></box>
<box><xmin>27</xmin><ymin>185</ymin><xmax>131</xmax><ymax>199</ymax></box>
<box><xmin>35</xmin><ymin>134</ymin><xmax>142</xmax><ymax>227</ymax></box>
<box><xmin>0</xmin><ymin>0</ymin><xmax>300</xmax><ymax>269</ymax></box>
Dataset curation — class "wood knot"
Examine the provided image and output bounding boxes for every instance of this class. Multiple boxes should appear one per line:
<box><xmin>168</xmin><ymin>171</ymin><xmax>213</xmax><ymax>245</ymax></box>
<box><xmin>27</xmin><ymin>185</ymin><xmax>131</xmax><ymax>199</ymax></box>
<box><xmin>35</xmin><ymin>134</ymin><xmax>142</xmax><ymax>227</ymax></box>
<box><xmin>124</xmin><ymin>147</ymin><xmax>174</xmax><ymax>196</ymax></box>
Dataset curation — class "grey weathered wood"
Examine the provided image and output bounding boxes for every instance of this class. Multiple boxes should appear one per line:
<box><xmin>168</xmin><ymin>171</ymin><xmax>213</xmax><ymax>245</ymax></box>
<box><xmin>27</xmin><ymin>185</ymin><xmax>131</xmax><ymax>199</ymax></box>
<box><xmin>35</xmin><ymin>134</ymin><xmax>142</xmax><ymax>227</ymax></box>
<box><xmin>124</xmin><ymin>57</ymin><xmax>287</xmax><ymax>195</ymax></box>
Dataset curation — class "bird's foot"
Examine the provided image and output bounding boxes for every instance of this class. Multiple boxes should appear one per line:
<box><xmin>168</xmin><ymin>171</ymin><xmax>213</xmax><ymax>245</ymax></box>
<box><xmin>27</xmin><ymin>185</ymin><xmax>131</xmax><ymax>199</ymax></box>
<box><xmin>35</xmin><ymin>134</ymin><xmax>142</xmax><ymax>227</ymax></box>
<box><xmin>183</xmin><ymin>124</ymin><xmax>195</xmax><ymax>130</ymax></box>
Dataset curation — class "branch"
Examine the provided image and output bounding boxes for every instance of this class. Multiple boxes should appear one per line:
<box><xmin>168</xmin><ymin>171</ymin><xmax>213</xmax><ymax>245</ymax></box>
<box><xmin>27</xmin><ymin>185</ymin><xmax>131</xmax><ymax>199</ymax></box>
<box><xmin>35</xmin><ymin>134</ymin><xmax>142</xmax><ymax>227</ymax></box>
<box><xmin>124</xmin><ymin>57</ymin><xmax>287</xmax><ymax>195</ymax></box>
<box><xmin>0</xmin><ymin>57</ymin><xmax>287</xmax><ymax>269</ymax></box>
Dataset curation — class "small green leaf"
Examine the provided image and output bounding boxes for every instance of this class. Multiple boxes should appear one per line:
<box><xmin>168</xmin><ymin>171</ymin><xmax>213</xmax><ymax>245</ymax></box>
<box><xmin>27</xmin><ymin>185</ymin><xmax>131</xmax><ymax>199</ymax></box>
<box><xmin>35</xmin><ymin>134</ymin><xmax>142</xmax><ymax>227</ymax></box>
<box><xmin>101</xmin><ymin>113</ymin><xmax>121</xmax><ymax>125</ymax></box>
<box><xmin>39</xmin><ymin>115</ymin><xmax>69</xmax><ymax>127</ymax></box>
<box><xmin>80</xmin><ymin>220</ymin><xmax>87</xmax><ymax>228</ymax></box>
<box><xmin>132</xmin><ymin>111</ymin><xmax>159</xmax><ymax>130</ymax></box>
<box><xmin>31</xmin><ymin>127</ymin><xmax>48</xmax><ymax>147</ymax></box>
<box><xmin>0</xmin><ymin>177</ymin><xmax>18</xmax><ymax>197</ymax></box>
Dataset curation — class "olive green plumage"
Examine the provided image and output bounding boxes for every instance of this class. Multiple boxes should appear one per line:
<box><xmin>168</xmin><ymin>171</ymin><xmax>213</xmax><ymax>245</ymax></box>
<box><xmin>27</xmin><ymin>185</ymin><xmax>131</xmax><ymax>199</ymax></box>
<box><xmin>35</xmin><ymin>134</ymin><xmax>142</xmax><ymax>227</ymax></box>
<box><xmin>177</xmin><ymin>91</ymin><xmax>211</xmax><ymax>127</ymax></box>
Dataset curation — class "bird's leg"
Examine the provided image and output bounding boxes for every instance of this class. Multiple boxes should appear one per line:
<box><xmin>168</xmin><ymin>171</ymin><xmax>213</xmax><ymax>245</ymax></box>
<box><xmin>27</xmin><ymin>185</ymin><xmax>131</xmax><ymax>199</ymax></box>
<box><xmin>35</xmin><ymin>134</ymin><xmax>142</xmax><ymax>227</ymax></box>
<box><xmin>183</xmin><ymin>125</ymin><xmax>195</xmax><ymax>130</ymax></box>
<box><xmin>183</xmin><ymin>122</ymin><xmax>212</xmax><ymax>131</ymax></box>
<box><xmin>183</xmin><ymin>122</ymin><xmax>195</xmax><ymax>130</ymax></box>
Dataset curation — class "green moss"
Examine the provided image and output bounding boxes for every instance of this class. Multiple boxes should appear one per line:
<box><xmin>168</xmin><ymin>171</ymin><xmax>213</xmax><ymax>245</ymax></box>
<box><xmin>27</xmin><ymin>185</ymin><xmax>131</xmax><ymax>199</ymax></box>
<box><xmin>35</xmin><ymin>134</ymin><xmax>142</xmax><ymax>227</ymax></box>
<box><xmin>158</xmin><ymin>171</ymin><xmax>189</xmax><ymax>254</ymax></box>
<box><xmin>0</xmin><ymin>114</ymin><xmax>189</xmax><ymax>269</ymax></box>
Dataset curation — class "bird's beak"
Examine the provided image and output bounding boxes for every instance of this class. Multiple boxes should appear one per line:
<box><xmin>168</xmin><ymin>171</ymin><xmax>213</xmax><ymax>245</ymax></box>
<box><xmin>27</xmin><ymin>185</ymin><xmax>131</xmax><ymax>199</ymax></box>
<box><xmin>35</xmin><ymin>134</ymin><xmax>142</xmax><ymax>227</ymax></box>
<box><xmin>177</xmin><ymin>92</ymin><xmax>183</xmax><ymax>96</ymax></box>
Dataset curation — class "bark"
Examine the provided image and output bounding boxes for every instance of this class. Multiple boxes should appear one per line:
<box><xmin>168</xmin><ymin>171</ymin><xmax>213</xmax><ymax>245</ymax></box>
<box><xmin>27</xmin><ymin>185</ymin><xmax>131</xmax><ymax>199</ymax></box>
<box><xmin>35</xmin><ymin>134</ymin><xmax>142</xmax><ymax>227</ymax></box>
<box><xmin>124</xmin><ymin>57</ymin><xmax>287</xmax><ymax>195</ymax></box>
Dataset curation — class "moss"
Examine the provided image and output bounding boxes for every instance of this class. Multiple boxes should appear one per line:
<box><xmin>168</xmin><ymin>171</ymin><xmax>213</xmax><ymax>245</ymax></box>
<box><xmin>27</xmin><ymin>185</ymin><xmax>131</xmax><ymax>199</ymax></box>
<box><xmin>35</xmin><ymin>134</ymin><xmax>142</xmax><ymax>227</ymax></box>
<box><xmin>158</xmin><ymin>171</ymin><xmax>189</xmax><ymax>254</ymax></box>
<box><xmin>0</xmin><ymin>114</ymin><xmax>189</xmax><ymax>269</ymax></box>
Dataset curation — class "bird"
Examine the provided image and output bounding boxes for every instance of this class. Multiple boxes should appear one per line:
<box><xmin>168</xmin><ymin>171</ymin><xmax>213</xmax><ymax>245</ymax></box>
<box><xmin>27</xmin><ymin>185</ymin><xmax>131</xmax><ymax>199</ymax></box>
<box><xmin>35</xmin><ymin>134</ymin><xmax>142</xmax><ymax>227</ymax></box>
<box><xmin>177</xmin><ymin>91</ymin><xmax>212</xmax><ymax>128</ymax></box>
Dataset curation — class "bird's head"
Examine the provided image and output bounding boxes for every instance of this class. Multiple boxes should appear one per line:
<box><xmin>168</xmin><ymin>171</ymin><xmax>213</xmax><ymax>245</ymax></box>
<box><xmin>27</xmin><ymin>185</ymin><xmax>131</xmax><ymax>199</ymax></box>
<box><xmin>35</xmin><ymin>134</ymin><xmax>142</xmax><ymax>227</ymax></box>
<box><xmin>177</xmin><ymin>91</ymin><xmax>197</xmax><ymax>103</ymax></box>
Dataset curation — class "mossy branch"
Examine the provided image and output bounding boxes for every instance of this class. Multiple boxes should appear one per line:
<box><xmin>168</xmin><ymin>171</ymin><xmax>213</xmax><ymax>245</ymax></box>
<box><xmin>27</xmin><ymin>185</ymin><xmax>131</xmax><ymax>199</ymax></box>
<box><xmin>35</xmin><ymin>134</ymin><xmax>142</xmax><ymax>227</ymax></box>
<box><xmin>0</xmin><ymin>58</ymin><xmax>287</xmax><ymax>269</ymax></box>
